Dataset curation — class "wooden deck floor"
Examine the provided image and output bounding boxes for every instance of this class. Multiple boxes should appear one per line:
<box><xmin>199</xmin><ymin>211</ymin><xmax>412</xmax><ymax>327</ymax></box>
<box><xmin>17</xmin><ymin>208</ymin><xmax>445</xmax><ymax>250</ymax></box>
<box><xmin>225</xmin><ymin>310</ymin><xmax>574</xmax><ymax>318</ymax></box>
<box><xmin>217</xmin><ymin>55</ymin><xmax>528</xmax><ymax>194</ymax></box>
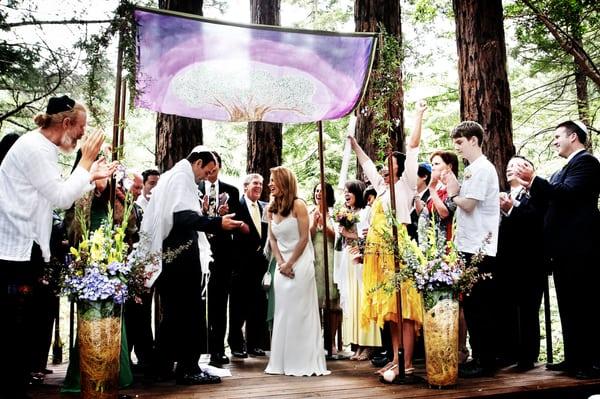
<box><xmin>31</xmin><ymin>356</ymin><xmax>600</xmax><ymax>399</ymax></box>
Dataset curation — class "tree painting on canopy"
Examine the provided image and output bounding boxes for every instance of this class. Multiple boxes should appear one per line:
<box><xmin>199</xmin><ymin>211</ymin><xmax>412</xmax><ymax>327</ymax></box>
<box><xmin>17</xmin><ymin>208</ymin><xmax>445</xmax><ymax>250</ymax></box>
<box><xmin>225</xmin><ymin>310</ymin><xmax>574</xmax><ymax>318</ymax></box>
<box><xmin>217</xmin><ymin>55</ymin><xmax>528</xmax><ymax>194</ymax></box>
<box><xmin>247</xmin><ymin>0</ymin><xmax>283</xmax><ymax>201</ymax></box>
<box><xmin>155</xmin><ymin>0</ymin><xmax>204</xmax><ymax>172</ymax></box>
<box><xmin>135</xmin><ymin>12</ymin><xmax>374</xmax><ymax>124</ymax></box>
<box><xmin>453</xmin><ymin>0</ymin><xmax>514</xmax><ymax>189</ymax></box>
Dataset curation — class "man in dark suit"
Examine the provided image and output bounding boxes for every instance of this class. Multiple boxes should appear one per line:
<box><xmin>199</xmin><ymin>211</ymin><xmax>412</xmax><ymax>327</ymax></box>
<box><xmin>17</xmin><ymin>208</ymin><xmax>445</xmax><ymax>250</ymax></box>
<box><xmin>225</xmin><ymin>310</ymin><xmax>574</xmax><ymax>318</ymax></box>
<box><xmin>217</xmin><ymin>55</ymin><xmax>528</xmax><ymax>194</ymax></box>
<box><xmin>228</xmin><ymin>173</ymin><xmax>269</xmax><ymax>358</ymax></box>
<box><xmin>199</xmin><ymin>152</ymin><xmax>240</xmax><ymax>366</ymax></box>
<box><xmin>497</xmin><ymin>156</ymin><xmax>546</xmax><ymax>371</ymax></box>
<box><xmin>517</xmin><ymin>121</ymin><xmax>600</xmax><ymax>379</ymax></box>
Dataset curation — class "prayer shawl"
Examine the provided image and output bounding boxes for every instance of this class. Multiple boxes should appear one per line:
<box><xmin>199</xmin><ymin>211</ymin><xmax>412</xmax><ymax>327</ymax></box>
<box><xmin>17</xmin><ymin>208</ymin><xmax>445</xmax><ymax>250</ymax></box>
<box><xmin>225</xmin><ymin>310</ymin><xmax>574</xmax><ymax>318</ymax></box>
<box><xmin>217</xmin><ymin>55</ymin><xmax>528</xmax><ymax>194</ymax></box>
<box><xmin>140</xmin><ymin>159</ymin><xmax>212</xmax><ymax>287</ymax></box>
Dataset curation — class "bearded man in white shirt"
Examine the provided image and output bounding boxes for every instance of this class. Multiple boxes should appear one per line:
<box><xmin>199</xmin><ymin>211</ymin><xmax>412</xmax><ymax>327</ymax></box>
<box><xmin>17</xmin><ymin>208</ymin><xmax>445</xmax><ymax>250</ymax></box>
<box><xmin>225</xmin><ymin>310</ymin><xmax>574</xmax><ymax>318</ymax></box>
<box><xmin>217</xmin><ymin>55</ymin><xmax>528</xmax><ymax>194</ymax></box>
<box><xmin>0</xmin><ymin>95</ymin><xmax>116</xmax><ymax>398</ymax></box>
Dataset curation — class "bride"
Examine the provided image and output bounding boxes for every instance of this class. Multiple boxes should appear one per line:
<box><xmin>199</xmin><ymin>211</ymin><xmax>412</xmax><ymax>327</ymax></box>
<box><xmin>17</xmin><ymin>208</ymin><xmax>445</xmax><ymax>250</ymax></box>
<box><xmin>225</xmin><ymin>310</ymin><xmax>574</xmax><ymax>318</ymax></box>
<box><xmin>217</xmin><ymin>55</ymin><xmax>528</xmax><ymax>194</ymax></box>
<box><xmin>265</xmin><ymin>166</ymin><xmax>330</xmax><ymax>377</ymax></box>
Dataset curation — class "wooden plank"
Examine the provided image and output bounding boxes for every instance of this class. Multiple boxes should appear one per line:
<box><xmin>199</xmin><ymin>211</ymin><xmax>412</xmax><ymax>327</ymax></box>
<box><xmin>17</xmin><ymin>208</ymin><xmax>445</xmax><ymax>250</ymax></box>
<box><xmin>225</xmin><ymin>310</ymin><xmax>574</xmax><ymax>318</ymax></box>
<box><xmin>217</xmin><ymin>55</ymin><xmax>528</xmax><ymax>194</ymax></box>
<box><xmin>31</xmin><ymin>355</ymin><xmax>600</xmax><ymax>398</ymax></box>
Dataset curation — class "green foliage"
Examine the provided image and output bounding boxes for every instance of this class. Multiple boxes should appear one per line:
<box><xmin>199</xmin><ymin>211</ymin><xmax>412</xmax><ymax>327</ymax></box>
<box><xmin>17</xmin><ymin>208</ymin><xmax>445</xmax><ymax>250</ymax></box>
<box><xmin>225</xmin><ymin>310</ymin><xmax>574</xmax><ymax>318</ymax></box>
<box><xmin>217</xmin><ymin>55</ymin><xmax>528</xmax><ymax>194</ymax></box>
<box><xmin>363</xmin><ymin>26</ymin><xmax>403</xmax><ymax>162</ymax></box>
<box><xmin>282</xmin><ymin>118</ymin><xmax>353</xmax><ymax>199</ymax></box>
<box><xmin>285</xmin><ymin>0</ymin><xmax>352</xmax><ymax>31</ymax></box>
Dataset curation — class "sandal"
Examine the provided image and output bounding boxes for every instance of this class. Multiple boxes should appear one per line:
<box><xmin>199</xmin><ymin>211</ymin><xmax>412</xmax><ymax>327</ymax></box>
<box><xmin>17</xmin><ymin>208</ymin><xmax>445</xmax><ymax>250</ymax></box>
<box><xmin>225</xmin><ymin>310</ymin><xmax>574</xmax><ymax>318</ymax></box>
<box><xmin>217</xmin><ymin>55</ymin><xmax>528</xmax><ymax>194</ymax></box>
<box><xmin>356</xmin><ymin>348</ymin><xmax>371</xmax><ymax>361</ymax></box>
<box><xmin>375</xmin><ymin>361</ymin><xmax>395</xmax><ymax>375</ymax></box>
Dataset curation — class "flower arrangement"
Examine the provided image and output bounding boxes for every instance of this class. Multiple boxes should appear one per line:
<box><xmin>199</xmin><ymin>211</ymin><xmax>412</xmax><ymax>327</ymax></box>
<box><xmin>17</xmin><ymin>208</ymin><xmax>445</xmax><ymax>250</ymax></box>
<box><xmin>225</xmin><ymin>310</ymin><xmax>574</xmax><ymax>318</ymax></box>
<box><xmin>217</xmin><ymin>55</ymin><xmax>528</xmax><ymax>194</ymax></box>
<box><xmin>334</xmin><ymin>205</ymin><xmax>360</xmax><ymax>251</ymax></box>
<box><xmin>400</xmin><ymin>217</ymin><xmax>490</xmax><ymax>310</ymax></box>
<box><xmin>368</xmin><ymin>211</ymin><xmax>490</xmax><ymax>309</ymax></box>
<box><xmin>60</xmin><ymin>196</ymin><xmax>159</xmax><ymax>314</ymax></box>
<box><xmin>334</xmin><ymin>206</ymin><xmax>360</xmax><ymax>229</ymax></box>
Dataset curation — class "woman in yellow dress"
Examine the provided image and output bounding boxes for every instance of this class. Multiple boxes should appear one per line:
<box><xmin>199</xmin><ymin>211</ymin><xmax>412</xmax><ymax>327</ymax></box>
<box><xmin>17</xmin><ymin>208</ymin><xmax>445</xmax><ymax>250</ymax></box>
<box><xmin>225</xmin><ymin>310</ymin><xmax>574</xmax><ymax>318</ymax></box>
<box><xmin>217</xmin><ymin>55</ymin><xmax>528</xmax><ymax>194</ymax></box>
<box><xmin>348</xmin><ymin>100</ymin><xmax>427</xmax><ymax>383</ymax></box>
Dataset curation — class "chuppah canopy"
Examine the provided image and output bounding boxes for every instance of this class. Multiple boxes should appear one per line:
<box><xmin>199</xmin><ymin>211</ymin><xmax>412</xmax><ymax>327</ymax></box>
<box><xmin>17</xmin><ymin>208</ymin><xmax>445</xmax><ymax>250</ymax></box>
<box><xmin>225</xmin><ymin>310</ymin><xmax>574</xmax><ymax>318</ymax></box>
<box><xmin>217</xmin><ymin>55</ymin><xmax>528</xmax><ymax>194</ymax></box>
<box><xmin>133</xmin><ymin>7</ymin><xmax>376</xmax><ymax>123</ymax></box>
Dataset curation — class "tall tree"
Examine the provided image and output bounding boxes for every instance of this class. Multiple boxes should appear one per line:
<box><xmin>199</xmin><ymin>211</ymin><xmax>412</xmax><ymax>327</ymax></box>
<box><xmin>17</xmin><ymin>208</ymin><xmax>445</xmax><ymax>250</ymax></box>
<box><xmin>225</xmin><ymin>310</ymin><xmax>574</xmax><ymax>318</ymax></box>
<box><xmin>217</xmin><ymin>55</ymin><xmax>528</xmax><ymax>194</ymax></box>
<box><xmin>354</xmin><ymin>0</ymin><xmax>405</xmax><ymax>169</ymax></box>
<box><xmin>247</xmin><ymin>0</ymin><xmax>282</xmax><ymax>201</ymax></box>
<box><xmin>155</xmin><ymin>0</ymin><xmax>204</xmax><ymax>171</ymax></box>
<box><xmin>453</xmin><ymin>0</ymin><xmax>514</xmax><ymax>189</ymax></box>
<box><xmin>507</xmin><ymin>0</ymin><xmax>598</xmax><ymax>149</ymax></box>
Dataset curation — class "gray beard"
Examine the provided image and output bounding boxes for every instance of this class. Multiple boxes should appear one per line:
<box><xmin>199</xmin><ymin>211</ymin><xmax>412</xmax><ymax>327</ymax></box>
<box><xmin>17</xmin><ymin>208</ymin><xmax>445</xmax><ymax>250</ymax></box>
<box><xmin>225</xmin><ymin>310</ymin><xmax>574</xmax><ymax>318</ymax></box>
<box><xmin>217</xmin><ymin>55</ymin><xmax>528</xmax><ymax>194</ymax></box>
<box><xmin>58</xmin><ymin>132</ymin><xmax>77</xmax><ymax>154</ymax></box>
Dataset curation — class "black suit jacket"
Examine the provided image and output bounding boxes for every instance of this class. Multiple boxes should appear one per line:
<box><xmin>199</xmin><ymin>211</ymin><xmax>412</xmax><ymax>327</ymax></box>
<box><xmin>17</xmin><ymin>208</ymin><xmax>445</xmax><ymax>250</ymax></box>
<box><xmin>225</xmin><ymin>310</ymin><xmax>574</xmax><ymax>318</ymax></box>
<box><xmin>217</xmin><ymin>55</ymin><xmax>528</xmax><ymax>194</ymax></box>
<box><xmin>497</xmin><ymin>189</ymin><xmax>546</xmax><ymax>272</ymax></box>
<box><xmin>232</xmin><ymin>196</ymin><xmax>268</xmax><ymax>275</ymax></box>
<box><xmin>530</xmin><ymin>150</ymin><xmax>600</xmax><ymax>260</ymax></box>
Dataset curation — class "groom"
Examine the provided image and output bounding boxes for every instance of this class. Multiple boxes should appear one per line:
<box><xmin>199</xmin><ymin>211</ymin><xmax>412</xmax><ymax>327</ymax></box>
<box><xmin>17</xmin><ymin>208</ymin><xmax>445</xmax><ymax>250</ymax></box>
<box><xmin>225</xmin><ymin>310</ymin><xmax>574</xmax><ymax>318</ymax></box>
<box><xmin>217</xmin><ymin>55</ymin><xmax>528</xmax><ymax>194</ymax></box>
<box><xmin>516</xmin><ymin>121</ymin><xmax>600</xmax><ymax>379</ymax></box>
<box><xmin>228</xmin><ymin>174</ymin><xmax>269</xmax><ymax>358</ymax></box>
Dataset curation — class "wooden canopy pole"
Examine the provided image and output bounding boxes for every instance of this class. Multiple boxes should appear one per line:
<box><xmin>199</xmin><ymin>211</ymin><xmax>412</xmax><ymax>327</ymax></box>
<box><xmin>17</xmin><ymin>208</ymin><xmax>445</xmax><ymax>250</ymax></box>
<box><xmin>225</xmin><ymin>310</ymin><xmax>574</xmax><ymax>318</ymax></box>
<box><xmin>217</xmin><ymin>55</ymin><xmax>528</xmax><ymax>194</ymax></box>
<box><xmin>317</xmin><ymin>120</ymin><xmax>334</xmax><ymax>359</ymax></box>
<box><xmin>110</xmin><ymin>31</ymin><xmax>124</xmax><ymax>216</ymax></box>
<box><xmin>386</xmin><ymin>147</ymin><xmax>406</xmax><ymax>380</ymax></box>
<box><xmin>118</xmin><ymin>79</ymin><xmax>127</xmax><ymax>154</ymax></box>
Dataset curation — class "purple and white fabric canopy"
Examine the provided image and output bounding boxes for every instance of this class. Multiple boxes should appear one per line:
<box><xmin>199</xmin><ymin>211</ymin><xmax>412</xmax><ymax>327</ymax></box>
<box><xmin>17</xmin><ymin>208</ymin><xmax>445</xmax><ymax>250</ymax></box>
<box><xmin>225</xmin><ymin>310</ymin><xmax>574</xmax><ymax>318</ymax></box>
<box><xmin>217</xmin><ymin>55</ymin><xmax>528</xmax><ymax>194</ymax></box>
<box><xmin>134</xmin><ymin>7</ymin><xmax>376</xmax><ymax>123</ymax></box>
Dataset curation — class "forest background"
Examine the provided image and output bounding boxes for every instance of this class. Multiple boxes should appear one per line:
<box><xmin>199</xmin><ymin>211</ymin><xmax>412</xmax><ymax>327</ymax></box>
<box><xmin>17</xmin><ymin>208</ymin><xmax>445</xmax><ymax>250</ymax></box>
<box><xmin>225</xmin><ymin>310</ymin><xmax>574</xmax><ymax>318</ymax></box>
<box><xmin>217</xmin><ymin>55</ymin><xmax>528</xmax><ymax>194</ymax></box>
<box><xmin>2</xmin><ymin>0</ymin><xmax>600</xmax><ymax>362</ymax></box>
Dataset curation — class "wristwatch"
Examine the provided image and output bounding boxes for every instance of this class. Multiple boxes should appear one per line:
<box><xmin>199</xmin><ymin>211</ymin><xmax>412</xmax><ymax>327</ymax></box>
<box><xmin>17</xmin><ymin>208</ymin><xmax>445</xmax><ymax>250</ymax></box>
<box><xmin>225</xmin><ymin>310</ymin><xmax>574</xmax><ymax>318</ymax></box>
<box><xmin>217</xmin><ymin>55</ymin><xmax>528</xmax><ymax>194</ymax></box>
<box><xmin>449</xmin><ymin>194</ymin><xmax>459</xmax><ymax>202</ymax></box>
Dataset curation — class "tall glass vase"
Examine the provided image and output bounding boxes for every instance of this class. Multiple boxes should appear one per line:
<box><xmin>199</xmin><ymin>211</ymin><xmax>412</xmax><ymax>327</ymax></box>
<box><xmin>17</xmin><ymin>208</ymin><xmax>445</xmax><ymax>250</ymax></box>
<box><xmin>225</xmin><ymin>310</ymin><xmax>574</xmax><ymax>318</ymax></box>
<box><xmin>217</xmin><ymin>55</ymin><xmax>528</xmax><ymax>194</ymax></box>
<box><xmin>422</xmin><ymin>290</ymin><xmax>459</xmax><ymax>388</ymax></box>
<box><xmin>78</xmin><ymin>301</ymin><xmax>122</xmax><ymax>399</ymax></box>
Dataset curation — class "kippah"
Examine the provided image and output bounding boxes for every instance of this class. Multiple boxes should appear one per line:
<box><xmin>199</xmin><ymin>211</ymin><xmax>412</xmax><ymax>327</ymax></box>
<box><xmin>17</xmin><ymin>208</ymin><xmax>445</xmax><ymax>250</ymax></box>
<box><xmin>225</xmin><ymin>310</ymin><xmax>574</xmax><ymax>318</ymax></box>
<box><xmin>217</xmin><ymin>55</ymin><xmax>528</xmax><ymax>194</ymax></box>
<box><xmin>46</xmin><ymin>95</ymin><xmax>76</xmax><ymax>115</ymax></box>
<box><xmin>190</xmin><ymin>145</ymin><xmax>211</xmax><ymax>153</ymax></box>
<box><xmin>573</xmin><ymin>120</ymin><xmax>588</xmax><ymax>136</ymax></box>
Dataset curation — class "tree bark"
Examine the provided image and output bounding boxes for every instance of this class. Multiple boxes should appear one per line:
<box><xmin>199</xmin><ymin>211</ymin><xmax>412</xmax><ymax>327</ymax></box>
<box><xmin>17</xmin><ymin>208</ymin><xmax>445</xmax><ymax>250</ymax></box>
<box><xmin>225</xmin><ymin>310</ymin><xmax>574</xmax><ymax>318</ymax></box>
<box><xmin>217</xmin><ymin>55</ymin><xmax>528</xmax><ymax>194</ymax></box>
<box><xmin>156</xmin><ymin>0</ymin><xmax>204</xmax><ymax>171</ymax></box>
<box><xmin>572</xmin><ymin>21</ymin><xmax>591</xmax><ymax>151</ymax></box>
<box><xmin>354</xmin><ymin>0</ymin><xmax>404</xmax><ymax>174</ymax></box>
<box><xmin>453</xmin><ymin>0</ymin><xmax>514</xmax><ymax>190</ymax></box>
<box><xmin>247</xmin><ymin>0</ymin><xmax>282</xmax><ymax>201</ymax></box>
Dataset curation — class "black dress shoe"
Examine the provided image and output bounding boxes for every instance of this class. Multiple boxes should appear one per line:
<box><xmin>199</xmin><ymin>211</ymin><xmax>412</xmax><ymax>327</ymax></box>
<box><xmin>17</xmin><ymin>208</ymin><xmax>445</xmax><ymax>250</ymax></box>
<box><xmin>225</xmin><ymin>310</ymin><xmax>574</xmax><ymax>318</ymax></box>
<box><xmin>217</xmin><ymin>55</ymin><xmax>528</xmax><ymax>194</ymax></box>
<box><xmin>573</xmin><ymin>367</ymin><xmax>600</xmax><ymax>380</ymax></box>
<box><xmin>546</xmin><ymin>360</ymin><xmax>569</xmax><ymax>371</ymax></box>
<box><xmin>249</xmin><ymin>348</ymin><xmax>265</xmax><ymax>356</ymax></box>
<box><xmin>459</xmin><ymin>361</ymin><xmax>496</xmax><ymax>378</ymax></box>
<box><xmin>210</xmin><ymin>353</ymin><xmax>230</xmax><ymax>364</ymax></box>
<box><xmin>231</xmin><ymin>350</ymin><xmax>248</xmax><ymax>358</ymax></box>
<box><xmin>514</xmin><ymin>361</ymin><xmax>535</xmax><ymax>372</ymax></box>
<box><xmin>371</xmin><ymin>356</ymin><xmax>390</xmax><ymax>368</ymax></box>
<box><xmin>176</xmin><ymin>371</ymin><xmax>221</xmax><ymax>385</ymax></box>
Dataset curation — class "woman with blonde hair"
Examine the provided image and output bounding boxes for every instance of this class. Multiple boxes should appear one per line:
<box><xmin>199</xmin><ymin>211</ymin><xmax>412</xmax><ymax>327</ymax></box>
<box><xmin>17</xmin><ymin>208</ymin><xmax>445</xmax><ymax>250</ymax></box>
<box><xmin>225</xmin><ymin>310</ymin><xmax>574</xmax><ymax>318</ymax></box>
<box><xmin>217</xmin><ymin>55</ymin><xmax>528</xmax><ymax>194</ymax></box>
<box><xmin>265</xmin><ymin>166</ymin><xmax>330</xmax><ymax>376</ymax></box>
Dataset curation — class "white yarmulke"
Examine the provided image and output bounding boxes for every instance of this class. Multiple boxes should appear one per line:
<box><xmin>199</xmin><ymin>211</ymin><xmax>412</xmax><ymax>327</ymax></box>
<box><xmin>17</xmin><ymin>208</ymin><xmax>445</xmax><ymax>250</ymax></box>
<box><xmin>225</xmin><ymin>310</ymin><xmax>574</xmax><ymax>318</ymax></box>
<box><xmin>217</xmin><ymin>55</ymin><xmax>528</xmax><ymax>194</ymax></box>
<box><xmin>190</xmin><ymin>145</ymin><xmax>211</xmax><ymax>153</ymax></box>
<box><xmin>573</xmin><ymin>120</ymin><xmax>588</xmax><ymax>135</ymax></box>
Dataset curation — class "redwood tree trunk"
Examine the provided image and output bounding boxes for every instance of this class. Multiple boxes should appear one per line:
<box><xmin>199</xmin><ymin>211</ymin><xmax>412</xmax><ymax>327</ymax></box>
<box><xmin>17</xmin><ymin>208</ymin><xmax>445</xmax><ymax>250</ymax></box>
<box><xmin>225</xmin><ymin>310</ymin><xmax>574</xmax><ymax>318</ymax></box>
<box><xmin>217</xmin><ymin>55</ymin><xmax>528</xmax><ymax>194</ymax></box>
<box><xmin>453</xmin><ymin>0</ymin><xmax>514</xmax><ymax>190</ymax></box>
<box><xmin>156</xmin><ymin>0</ymin><xmax>204</xmax><ymax>171</ymax></box>
<box><xmin>354</xmin><ymin>0</ymin><xmax>404</xmax><ymax>169</ymax></box>
<box><xmin>247</xmin><ymin>0</ymin><xmax>283</xmax><ymax>201</ymax></box>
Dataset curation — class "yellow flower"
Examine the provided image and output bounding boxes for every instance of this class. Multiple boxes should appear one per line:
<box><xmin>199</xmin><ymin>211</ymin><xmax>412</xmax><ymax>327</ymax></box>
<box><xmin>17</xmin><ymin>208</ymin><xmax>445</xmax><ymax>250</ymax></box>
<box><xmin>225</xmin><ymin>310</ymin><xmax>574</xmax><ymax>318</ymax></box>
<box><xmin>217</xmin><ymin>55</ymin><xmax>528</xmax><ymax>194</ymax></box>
<box><xmin>70</xmin><ymin>247</ymin><xmax>79</xmax><ymax>259</ymax></box>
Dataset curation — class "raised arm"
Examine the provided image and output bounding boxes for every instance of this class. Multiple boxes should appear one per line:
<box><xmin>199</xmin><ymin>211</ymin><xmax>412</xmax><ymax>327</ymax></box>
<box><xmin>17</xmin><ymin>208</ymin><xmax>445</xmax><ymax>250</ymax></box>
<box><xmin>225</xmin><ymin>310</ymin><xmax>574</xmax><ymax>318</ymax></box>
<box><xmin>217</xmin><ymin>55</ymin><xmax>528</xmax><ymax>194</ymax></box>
<box><xmin>407</xmin><ymin>100</ymin><xmax>427</xmax><ymax>149</ymax></box>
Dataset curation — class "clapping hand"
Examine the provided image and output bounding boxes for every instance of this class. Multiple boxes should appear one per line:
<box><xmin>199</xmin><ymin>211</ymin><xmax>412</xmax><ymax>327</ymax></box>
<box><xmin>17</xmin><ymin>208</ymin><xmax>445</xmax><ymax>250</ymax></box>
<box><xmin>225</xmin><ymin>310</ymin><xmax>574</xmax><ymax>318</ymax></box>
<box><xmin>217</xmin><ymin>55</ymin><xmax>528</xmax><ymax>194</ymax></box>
<box><xmin>90</xmin><ymin>156</ymin><xmax>119</xmax><ymax>182</ymax></box>
<box><xmin>515</xmin><ymin>162</ymin><xmax>535</xmax><ymax>187</ymax></box>
<box><xmin>499</xmin><ymin>192</ymin><xmax>512</xmax><ymax>213</ymax></box>
<box><xmin>441</xmin><ymin>169</ymin><xmax>460</xmax><ymax>196</ymax></box>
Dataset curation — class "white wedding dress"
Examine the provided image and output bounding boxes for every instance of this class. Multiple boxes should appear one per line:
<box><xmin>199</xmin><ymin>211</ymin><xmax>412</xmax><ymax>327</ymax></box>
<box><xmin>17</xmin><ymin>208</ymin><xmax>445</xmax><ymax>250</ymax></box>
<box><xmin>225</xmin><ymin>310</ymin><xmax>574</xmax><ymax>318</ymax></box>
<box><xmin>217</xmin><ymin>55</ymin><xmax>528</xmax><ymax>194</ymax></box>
<box><xmin>265</xmin><ymin>216</ymin><xmax>330</xmax><ymax>376</ymax></box>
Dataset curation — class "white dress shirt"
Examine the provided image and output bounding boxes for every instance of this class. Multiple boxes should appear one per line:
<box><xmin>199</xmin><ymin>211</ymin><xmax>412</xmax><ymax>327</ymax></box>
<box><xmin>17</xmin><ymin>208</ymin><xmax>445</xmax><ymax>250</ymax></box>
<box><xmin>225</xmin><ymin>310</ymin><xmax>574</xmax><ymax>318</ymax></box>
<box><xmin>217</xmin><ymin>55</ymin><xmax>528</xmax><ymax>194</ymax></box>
<box><xmin>360</xmin><ymin>146</ymin><xmax>418</xmax><ymax>224</ymax></box>
<box><xmin>0</xmin><ymin>131</ymin><xmax>92</xmax><ymax>262</ymax></box>
<box><xmin>135</xmin><ymin>194</ymin><xmax>149</xmax><ymax>211</ymax></box>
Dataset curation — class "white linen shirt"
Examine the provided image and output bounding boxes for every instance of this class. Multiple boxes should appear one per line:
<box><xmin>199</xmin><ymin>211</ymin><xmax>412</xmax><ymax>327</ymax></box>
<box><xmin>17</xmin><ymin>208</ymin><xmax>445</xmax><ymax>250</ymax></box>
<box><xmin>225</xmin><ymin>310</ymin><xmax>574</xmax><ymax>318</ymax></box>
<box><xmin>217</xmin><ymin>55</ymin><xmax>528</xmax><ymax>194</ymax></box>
<box><xmin>361</xmin><ymin>146</ymin><xmax>418</xmax><ymax>224</ymax></box>
<box><xmin>455</xmin><ymin>155</ymin><xmax>500</xmax><ymax>257</ymax></box>
<box><xmin>0</xmin><ymin>131</ymin><xmax>92</xmax><ymax>262</ymax></box>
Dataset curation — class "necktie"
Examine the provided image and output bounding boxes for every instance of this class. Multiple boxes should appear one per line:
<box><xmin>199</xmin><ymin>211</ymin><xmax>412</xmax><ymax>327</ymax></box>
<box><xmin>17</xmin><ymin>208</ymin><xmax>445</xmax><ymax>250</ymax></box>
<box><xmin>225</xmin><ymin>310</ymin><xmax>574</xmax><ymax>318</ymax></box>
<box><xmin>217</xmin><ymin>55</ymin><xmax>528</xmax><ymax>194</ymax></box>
<box><xmin>208</xmin><ymin>183</ymin><xmax>217</xmax><ymax>216</ymax></box>
<box><xmin>251</xmin><ymin>202</ymin><xmax>261</xmax><ymax>237</ymax></box>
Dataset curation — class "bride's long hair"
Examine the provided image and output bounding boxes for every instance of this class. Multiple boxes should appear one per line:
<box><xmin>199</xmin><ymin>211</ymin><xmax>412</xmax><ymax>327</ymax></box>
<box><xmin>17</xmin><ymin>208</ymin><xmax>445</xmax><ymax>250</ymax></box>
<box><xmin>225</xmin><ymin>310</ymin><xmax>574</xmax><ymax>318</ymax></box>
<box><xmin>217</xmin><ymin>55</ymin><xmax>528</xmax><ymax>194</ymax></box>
<box><xmin>268</xmin><ymin>166</ymin><xmax>297</xmax><ymax>217</ymax></box>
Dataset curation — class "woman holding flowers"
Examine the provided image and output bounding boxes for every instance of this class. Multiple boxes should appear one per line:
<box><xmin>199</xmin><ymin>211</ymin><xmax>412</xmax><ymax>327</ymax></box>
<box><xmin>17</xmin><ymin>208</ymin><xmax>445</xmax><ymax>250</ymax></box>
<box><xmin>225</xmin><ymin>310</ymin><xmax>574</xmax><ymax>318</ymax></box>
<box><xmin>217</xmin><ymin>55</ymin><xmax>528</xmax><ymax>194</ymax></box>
<box><xmin>348</xmin><ymin>100</ymin><xmax>427</xmax><ymax>383</ymax></box>
<box><xmin>337</xmin><ymin>179</ymin><xmax>382</xmax><ymax>360</ymax></box>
